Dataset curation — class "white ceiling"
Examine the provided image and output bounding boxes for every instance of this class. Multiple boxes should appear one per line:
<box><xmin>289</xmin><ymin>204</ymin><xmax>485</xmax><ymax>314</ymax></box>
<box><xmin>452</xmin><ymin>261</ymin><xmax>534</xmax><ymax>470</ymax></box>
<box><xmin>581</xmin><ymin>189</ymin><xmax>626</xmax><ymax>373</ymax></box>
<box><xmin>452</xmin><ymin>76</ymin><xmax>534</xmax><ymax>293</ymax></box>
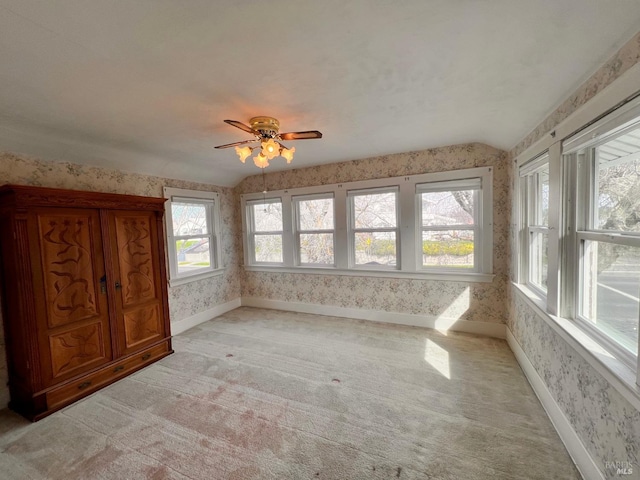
<box><xmin>1</xmin><ymin>1</ymin><xmax>640</xmax><ymax>186</ymax></box>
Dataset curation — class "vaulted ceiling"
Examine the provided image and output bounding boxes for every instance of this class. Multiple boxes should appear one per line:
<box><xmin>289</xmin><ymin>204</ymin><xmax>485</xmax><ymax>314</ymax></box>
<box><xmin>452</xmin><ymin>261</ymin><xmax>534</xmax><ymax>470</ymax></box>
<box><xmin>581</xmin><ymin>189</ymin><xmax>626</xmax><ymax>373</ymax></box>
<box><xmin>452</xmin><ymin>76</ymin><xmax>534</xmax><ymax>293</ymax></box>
<box><xmin>1</xmin><ymin>1</ymin><xmax>640</xmax><ymax>186</ymax></box>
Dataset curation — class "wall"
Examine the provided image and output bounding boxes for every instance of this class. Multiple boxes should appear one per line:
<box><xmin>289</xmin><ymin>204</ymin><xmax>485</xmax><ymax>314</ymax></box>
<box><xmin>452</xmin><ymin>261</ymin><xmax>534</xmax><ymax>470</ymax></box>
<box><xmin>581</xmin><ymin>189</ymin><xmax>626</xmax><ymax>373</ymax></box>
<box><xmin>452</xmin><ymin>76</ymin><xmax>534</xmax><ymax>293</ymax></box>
<box><xmin>235</xmin><ymin>142</ymin><xmax>509</xmax><ymax>327</ymax></box>
<box><xmin>0</xmin><ymin>152</ymin><xmax>242</xmax><ymax>408</ymax></box>
<box><xmin>507</xmin><ymin>31</ymin><xmax>640</xmax><ymax>478</ymax></box>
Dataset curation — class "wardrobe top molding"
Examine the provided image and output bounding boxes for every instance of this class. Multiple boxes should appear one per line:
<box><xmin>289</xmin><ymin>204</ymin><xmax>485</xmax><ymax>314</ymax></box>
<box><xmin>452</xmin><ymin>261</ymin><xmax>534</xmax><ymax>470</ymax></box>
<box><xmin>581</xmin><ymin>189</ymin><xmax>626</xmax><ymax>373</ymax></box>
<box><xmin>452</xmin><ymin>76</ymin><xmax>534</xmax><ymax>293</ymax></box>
<box><xmin>0</xmin><ymin>185</ymin><xmax>166</xmax><ymax>211</ymax></box>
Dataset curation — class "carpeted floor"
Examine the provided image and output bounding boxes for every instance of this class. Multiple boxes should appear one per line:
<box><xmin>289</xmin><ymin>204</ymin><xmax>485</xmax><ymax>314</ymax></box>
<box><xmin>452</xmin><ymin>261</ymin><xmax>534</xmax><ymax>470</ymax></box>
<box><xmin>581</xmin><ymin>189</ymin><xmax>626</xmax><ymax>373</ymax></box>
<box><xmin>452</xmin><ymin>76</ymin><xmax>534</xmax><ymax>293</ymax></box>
<box><xmin>0</xmin><ymin>307</ymin><xmax>580</xmax><ymax>479</ymax></box>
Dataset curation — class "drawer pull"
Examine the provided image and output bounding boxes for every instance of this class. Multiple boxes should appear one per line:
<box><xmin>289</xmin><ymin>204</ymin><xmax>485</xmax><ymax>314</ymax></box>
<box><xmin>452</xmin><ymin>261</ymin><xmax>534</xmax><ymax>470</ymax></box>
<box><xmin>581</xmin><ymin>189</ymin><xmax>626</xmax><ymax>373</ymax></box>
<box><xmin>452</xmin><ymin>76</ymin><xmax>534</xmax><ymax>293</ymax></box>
<box><xmin>113</xmin><ymin>365</ymin><xmax>125</xmax><ymax>373</ymax></box>
<box><xmin>78</xmin><ymin>381</ymin><xmax>92</xmax><ymax>390</ymax></box>
<box><xmin>141</xmin><ymin>353</ymin><xmax>152</xmax><ymax>361</ymax></box>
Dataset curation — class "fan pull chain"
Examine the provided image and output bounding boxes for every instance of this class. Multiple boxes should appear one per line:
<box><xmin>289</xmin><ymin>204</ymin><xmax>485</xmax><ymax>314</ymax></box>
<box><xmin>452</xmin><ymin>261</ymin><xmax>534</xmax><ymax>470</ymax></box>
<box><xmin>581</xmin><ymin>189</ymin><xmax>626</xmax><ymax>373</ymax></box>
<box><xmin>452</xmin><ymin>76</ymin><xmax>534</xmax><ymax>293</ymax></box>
<box><xmin>262</xmin><ymin>170</ymin><xmax>267</xmax><ymax>212</ymax></box>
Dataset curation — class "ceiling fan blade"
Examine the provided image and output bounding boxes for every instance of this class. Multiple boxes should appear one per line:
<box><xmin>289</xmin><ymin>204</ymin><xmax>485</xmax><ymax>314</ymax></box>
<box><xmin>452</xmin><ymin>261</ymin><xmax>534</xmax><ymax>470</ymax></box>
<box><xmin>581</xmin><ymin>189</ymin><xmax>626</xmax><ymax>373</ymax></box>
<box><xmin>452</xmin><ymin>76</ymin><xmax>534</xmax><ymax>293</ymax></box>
<box><xmin>279</xmin><ymin>130</ymin><xmax>323</xmax><ymax>141</ymax></box>
<box><xmin>224</xmin><ymin>119</ymin><xmax>257</xmax><ymax>135</ymax></box>
<box><xmin>214</xmin><ymin>139</ymin><xmax>258</xmax><ymax>149</ymax></box>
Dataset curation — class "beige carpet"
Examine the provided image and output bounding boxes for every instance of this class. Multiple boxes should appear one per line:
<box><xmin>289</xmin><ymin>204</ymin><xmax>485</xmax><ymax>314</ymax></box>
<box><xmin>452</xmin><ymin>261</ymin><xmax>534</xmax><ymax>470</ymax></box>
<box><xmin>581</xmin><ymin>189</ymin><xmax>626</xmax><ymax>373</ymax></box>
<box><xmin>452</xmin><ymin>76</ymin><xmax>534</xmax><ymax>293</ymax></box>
<box><xmin>0</xmin><ymin>307</ymin><xmax>580</xmax><ymax>479</ymax></box>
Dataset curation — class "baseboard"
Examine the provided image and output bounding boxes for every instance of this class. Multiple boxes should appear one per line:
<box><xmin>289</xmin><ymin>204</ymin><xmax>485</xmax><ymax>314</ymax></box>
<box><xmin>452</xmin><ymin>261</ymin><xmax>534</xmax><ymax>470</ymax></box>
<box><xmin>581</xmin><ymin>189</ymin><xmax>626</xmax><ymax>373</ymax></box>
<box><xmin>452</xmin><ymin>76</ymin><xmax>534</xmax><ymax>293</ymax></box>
<box><xmin>171</xmin><ymin>298</ymin><xmax>241</xmax><ymax>335</ymax></box>
<box><xmin>506</xmin><ymin>328</ymin><xmax>603</xmax><ymax>480</ymax></box>
<box><xmin>240</xmin><ymin>297</ymin><xmax>506</xmax><ymax>339</ymax></box>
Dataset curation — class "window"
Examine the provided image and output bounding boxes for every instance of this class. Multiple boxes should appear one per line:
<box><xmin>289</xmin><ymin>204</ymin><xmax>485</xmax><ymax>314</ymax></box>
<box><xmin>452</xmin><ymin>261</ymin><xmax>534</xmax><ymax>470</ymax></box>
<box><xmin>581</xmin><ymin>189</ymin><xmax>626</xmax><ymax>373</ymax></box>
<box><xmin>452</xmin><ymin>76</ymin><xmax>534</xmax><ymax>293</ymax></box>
<box><xmin>519</xmin><ymin>154</ymin><xmax>550</xmax><ymax>295</ymax></box>
<box><xmin>568</xmin><ymin>121</ymin><xmax>640</xmax><ymax>362</ymax></box>
<box><xmin>349</xmin><ymin>188</ymin><xmax>398</xmax><ymax>268</ymax></box>
<box><xmin>294</xmin><ymin>194</ymin><xmax>335</xmax><ymax>266</ymax></box>
<box><xmin>418</xmin><ymin>179</ymin><xmax>480</xmax><ymax>271</ymax></box>
<box><xmin>247</xmin><ymin>198</ymin><xmax>284</xmax><ymax>264</ymax></box>
<box><xmin>164</xmin><ymin>187</ymin><xmax>222</xmax><ymax>285</ymax></box>
<box><xmin>516</xmin><ymin>94</ymin><xmax>640</xmax><ymax>389</ymax></box>
<box><xmin>241</xmin><ymin>166</ymin><xmax>493</xmax><ymax>280</ymax></box>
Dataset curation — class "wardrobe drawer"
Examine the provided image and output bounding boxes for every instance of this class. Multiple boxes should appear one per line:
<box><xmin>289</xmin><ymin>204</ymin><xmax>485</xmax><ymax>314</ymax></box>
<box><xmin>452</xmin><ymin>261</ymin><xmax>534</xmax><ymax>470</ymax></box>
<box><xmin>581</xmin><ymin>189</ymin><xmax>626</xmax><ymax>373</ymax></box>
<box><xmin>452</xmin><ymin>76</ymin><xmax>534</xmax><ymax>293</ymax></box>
<box><xmin>116</xmin><ymin>342</ymin><xmax>170</xmax><ymax>374</ymax></box>
<box><xmin>46</xmin><ymin>342</ymin><xmax>170</xmax><ymax>409</ymax></box>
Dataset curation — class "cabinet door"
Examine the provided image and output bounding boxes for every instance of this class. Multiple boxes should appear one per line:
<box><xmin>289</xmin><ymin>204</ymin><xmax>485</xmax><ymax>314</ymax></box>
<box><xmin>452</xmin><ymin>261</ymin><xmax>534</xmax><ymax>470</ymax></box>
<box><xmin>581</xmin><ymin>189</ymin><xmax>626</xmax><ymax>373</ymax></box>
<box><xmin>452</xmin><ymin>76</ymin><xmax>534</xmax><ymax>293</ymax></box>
<box><xmin>108</xmin><ymin>210</ymin><xmax>166</xmax><ymax>356</ymax></box>
<box><xmin>30</xmin><ymin>209</ymin><xmax>113</xmax><ymax>387</ymax></box>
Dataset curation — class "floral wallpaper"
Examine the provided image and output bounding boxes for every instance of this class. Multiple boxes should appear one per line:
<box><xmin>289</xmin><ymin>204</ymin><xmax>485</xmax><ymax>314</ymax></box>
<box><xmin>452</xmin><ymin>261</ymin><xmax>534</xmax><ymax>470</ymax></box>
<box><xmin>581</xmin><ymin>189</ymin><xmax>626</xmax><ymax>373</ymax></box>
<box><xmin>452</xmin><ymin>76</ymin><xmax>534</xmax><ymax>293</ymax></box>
<box><xmin>236</xmin><ymin>142</ymin><xmax>510</xmax><ymax>326</ymax></box>
<box><xmin>0</xmin><ymin>152</ymin><xmax>242</xmax><ymax>407</ymax></box>
<box><xmin>242</xmin><ymin>273</ymin><xmax>504</xmax><ymax>323</ymax></box>
<box><xmin>509</xmin><ymin>294</ymin><xmax>640</xmax><ymax>478</ymax></box>
<box><xmin>508</xmin><ymin>30</ymin><xmax>640</xmax><ymax>478</ymax></box>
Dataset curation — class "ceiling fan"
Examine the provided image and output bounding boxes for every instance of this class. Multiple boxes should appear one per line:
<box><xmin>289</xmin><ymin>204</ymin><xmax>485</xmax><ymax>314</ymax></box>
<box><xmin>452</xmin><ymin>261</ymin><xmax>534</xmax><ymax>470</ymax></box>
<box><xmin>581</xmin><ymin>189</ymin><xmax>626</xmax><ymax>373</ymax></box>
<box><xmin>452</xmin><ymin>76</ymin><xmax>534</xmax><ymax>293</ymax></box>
<box><xmin>215</xmin><ymin>116</ymin><xmax>322</xmax><ymax>169</ymax></box>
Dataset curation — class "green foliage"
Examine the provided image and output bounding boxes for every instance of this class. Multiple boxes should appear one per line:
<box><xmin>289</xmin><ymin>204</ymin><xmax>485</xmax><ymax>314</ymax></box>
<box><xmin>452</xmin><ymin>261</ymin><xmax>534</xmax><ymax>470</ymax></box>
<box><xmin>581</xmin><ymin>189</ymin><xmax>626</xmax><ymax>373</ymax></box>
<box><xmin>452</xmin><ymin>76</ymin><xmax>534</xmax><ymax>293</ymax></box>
<box><xmin>372</xmin><ymin>239</ymin><xmax>395</xmax><ymax>256</ymax></box>
<box><xmin>422</xmin><ymin>240</ymin><xmax>473</xmax><ymax>256</ymax></box>
<box><xmin>176</xmin><ymin>239</ymin><xmax>197</xmax><ymax>251</ymax></box>
<box><xmin>354</xmin><ymin>237</ymin><xmax>396</xmax><ymax>257</ymax></box>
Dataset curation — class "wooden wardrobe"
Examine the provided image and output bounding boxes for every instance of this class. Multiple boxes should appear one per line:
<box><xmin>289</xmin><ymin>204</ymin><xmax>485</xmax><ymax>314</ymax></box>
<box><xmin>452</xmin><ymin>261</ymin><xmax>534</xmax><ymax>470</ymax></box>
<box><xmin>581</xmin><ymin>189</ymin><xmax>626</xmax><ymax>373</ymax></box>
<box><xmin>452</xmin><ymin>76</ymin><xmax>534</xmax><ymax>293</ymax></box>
<box><xmin>0</xmin><ymin>185</ymin><xmax>173</xmax><ymax>420</ymax></box>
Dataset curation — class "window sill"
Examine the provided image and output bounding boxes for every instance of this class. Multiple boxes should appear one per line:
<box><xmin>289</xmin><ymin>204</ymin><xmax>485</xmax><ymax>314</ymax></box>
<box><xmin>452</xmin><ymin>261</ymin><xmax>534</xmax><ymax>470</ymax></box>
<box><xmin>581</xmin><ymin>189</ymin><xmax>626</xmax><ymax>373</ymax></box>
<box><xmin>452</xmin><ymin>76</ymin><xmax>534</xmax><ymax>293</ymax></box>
<box><xmin>243</xmin><ymin>265</ymin><xmax>495</xmax><ymax>283</ymax></box>
<box><xmin>512</xmin><ymin>282</ymin><xmax>640</xmax><ymax>411</ymax></box>
<box><xmin>168</xmin><ymin>268</ymin><xmax>225</xmax><ymax>287</ymax></box>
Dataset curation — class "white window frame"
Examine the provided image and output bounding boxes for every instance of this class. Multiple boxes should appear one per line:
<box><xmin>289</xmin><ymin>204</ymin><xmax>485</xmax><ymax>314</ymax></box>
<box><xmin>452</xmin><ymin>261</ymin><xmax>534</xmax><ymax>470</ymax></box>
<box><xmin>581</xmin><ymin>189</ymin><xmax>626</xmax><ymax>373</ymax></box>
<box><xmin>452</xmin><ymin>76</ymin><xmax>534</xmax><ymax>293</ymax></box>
<box><xmin>163</xmin><ymin>187</ymin><xmax>223</xmax><ymax>286</ymax></box>
<box><xmin>519</xmin><ymin>153</ymin><xmax>551</xmax><ymax>298</ymax></box>
<box><xmin>293</xmin><ymin>193</ymin><xmax>336</xmax><ymax>267</ymax></box>
<box><xmin>246</xmin><ymin>197</ymin><xmax>285</xmax><ymax>266</ymax></box>
<box><xmin>348</xmin><ymin>186</ymin><xmax>400</xmax><ymax>270</ymax></box>
<box><xmin>240</xmin><ymin>167</ymin><xmax>493</xmax><ymax>282</ymax></box>
<box><xmin>562</xmin><ymin>102</ymin><xmax>640</xmax><ymax>374</ymax></box>
<box><xmin>515</xmin><ymin>90</ymin><xmax>640</xmax><ymax>397</ymax></box>
<box><xmin>417</xmin><ymin>177</ymin><xmax>483</xmax><ymax>273</ymax></box>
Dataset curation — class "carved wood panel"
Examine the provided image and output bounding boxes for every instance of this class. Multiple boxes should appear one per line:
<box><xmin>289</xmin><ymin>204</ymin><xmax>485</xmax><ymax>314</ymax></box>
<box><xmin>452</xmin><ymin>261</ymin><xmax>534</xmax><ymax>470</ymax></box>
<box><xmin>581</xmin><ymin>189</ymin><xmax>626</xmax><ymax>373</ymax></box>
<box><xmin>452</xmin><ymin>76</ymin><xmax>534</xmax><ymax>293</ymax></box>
<box><xmin>124</xmin><ymin>304</ymin><xmax>162</xmax><ymax>349</ymax></box>
<box><xmin>114</xmin><ymin>215</ymin><xmax>156</xmax><ymax>307</ymax></box>
<box><xmin>33</xmin><ymin>209</ymin><xmax>112</xmax><ymax>387</ymax></box>
<box><xmin>38</xmin><ymin>214</ymin><xmax>100</xmax><ymax>328</ymax></box>
<box><xmin>110</xmin><ymin>210</ymin><xmax>165</xmax><ymax>356</ymax></box>
<box><xmin>49</xmin><ymin>322</ymin><xmax>106</xmax><ymax>378</ymax></box>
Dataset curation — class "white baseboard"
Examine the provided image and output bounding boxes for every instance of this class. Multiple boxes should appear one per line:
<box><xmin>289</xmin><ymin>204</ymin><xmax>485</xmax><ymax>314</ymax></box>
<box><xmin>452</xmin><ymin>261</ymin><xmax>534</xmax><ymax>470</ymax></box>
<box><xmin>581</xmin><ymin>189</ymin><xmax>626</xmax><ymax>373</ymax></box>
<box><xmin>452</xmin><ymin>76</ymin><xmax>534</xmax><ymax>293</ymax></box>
<box><xmin>240</xmin><ymin>297</ymin><xmax>506</xmax><ymax>339</ymax></box>
<box><xmin>506</xmin><ymin>328</ymin><xmax>603</xmax><ymax>480</ymax></box>
<box><xmin>171</xmin><ymin>298</ymin><xmax>241</xmax><ymax>335</ymax></box>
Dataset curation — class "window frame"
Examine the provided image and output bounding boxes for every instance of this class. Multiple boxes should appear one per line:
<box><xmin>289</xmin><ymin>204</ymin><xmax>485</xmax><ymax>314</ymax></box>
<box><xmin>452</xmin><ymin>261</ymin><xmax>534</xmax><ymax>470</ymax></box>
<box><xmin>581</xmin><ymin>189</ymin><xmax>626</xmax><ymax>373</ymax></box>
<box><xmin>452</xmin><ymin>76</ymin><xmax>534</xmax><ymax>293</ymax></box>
<box><xmin>565</xmin><ymin>123</ymin><xmax>640</xmax><ymax>371</ymax></box>
<box><xmin>163</xmin><ymin>187</ymin><xmax>223</xmax><ymax>286</ymax></box>
<box><xmin>246</xmin><ymin>197</ymin><xmax>285</xmax><ymax>266</ymax></box>
<box><xmin>519</xmin><ymin>153</ymin><xmax>551</xmax><ymax>298</ymax></box>
<box><xmin>416</xmin><ymin>178</ymin><xmax>482</xmax><ymax>273</ymax></box>
<box><xmin>348</xmin><ymin>186</ymin><xmax>400</xmax><ymax>270</ymax></box>
<box><xmin>240</xmin><ymin>167</ymin><xmax>494</xmax><ymax>282</ymax></box>
<box><xmin>516</xmin><ymin>93</ymin><xmax>640</xmax><ymax>390</ymax></box>
<box><xmin>293</xmin><ymin>192</ymin><xmax>336</xmax><ymax>267</ymax></box>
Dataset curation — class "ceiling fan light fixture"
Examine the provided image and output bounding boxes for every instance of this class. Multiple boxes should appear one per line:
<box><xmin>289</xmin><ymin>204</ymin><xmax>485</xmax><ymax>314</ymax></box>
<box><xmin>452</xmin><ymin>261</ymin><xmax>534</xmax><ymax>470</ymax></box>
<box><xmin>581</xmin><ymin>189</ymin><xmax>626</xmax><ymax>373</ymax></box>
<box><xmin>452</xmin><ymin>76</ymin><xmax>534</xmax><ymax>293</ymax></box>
<box><xmin>261</xmin><ymin>138</ymin><xmax>280</xmax><ymax>160</ymax></box>
<box><xmin>281</xmin><ymin>146</ymin><xmax>295</xmax><ymax>164</ymax></box>
<box><xmin>253</xmin><ymin>153</ymin><xmax>270</xmax><ymax>169</ymax></box>
<box><xmin>218</xmin><ymin>116</ymin><xmax>322</xmax><ymax>170</ymax></box>
<box><xmin>235</xmin><ymin>145</ymin><xmax>253</xmax><ymax>163</ymax></box>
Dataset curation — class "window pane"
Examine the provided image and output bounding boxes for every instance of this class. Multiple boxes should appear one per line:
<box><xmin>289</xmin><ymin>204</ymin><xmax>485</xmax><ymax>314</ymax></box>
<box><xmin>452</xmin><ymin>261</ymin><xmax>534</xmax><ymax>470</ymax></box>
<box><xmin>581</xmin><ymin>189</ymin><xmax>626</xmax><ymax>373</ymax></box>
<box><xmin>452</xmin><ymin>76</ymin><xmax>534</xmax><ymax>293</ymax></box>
<box><xmin>529</xmin><ymin>231</ymin><xmax>548</xmax><ymax>290</ymax></box>
<box><xmin>300</xmin><ymin>233</ymin><xmax>334</xmax><ymax>265</ymax></box>
<box><xmin>354</xmin><ymin>231</ymin><xmax>396</xmax><ymax>266</ymax></box>
<box><xmin>298</xmin><ymin>197</ymin><xmax>334</xmax><ymax>230</ymax></box>
<box><xmin>538</xmin><ymin>168</ymin><xmax>549</xmax><ymax>226</ymax></box>
<box><xmin>172</xmin><ymin>202</ymin><xmax>209</xmax><ymax>235</ymax></box>
<box><xmin>421</xmin><ymin>190</ymin><xmax>474</xmax><ymax>226</ymax></box>
<box><xmin>595</xmin><ymin>128</ymin><xmax>640</xmax><ymax>232</ymax></box>
<box><xmin>352</xmin><ymin>192</ymin><xmax>397</xmax><ymax>228</ymax></box>
<box><xmin>581</xmin><ymin>241</ymin><xmax>639</xmax><ymax>355</ymax></box>
<box><xmin>254</xmin><ymin>234</ymin><xmax>283</xmax><ymax>263</ymax></box>
<box><xmin>176</xmin><ymin>237</ymin><xmax>211</xmax><ymax>274</ymax></box>
<box><xmin>422</xmin><ymin>230</ymin><xmax>474</xmax><ymax>268</ymax></box>
<box><xmin>252</xmin><ymin>201</ymin><xmax>283</xmax><ymax>232</ymax></box>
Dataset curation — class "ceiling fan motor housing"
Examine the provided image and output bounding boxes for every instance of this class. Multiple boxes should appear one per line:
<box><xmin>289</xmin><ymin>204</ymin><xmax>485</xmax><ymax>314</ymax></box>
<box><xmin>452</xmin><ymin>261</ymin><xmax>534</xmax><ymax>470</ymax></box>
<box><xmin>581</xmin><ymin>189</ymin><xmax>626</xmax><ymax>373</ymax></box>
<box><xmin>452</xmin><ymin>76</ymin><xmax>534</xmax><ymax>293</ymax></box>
<box><xmin>250</xmin><ymin>116</ymin><xmax>280</xmax><ymax>138</ymax></box>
